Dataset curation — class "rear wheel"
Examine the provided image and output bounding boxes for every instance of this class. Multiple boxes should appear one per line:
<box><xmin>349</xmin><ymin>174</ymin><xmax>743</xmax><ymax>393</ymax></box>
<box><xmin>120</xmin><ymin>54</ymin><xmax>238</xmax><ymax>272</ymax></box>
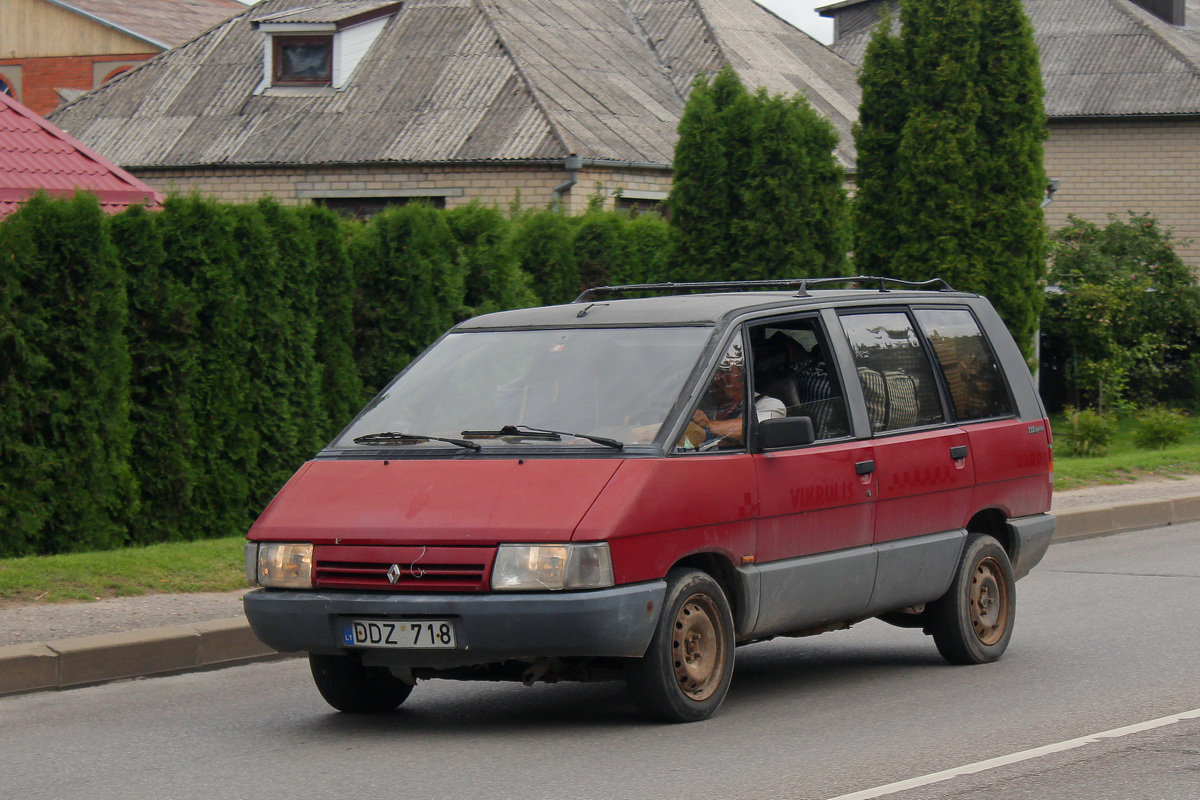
<box><xmin>626</xmin><ymin>568</ymin><xmax>735</xmax><ymax>723</ymax></box>
<box><xmin>927</xmin><ymin>533</ymin><xmax>1016</xmax><ymax>665</ymax></box>
<box><xmin>309</xmin><ymin>653</ymin><xmax>413</xmax><ymax>713</ymax></box>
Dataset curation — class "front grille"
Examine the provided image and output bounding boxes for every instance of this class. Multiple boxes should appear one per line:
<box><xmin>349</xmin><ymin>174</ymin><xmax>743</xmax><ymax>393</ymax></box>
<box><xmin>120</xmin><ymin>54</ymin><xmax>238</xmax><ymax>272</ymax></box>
<box><xmin>313</xmin><ymin>545</ymin><xmax>492</xmax><ymax>592</ymax></box>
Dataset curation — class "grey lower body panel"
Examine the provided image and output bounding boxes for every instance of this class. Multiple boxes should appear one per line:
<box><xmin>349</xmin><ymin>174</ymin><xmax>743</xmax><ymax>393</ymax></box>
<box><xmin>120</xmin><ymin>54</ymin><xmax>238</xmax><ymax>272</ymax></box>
<box><xmin>1008</xmin><ymin>512</ymin><xmax>1056</xmax><ymax>579</ymax></box>
<box><xmin>739</xmin><ymin>530</ymin><xmax>967</xmax><ymax>639</ymax></box>
<box><xmin>243</xmin><ymin>582</ymin><xmax>666</xmax><ymax>669</ymax></box>
<box><xmin>866</xmin><ymin>530</ymin><xmax>966</xmax><ymax>615</ymax></box>
<box><xmin>750</xmin><ymin>547</ymin><xmax>877</xmax><ymax>637</ymax></box>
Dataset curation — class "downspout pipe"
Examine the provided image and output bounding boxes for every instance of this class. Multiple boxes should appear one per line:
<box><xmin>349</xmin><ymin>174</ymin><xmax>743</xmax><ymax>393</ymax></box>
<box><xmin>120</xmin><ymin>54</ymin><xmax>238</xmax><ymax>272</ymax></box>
<box><xmin>552</xmin><ymin>153</ymin><xmax>583</xmax><ymax>210</ymax></box>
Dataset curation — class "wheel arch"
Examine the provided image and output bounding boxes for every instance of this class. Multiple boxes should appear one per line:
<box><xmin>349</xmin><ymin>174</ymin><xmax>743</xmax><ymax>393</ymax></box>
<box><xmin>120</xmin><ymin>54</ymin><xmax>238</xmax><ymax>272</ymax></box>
<box><xmin>967</xmin><ymin>508</ymin><xmax>1014</xmax><ymax>560</ymax></box>
<box><xmin>671</xmin><ymin>551</ymin><xmax>742</xmax><ymax>629</ymax></box>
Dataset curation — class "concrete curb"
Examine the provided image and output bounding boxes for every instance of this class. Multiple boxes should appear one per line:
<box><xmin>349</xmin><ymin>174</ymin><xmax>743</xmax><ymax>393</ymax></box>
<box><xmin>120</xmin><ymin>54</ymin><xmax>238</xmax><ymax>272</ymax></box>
<box><xmin>1051</xmin><ymin>494</ymin><xmax>1200</xmax><ymax>542</ymax></box>
<box><xmin>3</xmin><ymin>493</ymin><xmax>1199</xmax><ymax>698</ymax></box>
<box><xmin>0</xmin><ymin>616</ymin><xmax>291</xmax><ymax>697</ymax></box>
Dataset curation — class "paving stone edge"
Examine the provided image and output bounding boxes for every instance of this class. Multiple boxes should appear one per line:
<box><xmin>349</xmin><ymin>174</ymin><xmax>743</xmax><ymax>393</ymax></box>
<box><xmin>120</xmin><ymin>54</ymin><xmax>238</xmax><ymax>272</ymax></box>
<box><xmin>3</xmin><ymin>494</ymin><xmax>1198</xmax><ymax>697</ymax></box>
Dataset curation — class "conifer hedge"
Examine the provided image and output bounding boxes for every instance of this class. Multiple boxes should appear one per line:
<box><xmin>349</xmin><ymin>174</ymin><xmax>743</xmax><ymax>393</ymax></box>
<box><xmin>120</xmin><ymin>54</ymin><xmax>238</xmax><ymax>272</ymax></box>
<box><xmin>0</xmin><ymin>193</ymin><xmax>667</xmax><ymax>556</ymax></box>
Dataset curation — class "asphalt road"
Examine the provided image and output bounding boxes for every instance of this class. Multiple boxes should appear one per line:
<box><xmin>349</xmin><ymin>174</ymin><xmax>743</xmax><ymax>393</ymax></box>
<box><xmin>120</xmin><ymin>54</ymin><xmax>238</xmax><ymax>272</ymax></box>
<box><xmin>3</xmin><ymin>523</ymin><xmax>1198</xmax><ymax>800</ymax></box>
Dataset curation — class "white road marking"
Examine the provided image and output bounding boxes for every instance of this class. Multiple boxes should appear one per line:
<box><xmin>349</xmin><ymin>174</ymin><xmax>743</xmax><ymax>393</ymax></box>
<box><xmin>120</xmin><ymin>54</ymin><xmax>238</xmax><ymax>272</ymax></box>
<box><xmin>825</xmin><ymin>706</ymin><xmax>1200</xmax><ymax>800</ymax></box>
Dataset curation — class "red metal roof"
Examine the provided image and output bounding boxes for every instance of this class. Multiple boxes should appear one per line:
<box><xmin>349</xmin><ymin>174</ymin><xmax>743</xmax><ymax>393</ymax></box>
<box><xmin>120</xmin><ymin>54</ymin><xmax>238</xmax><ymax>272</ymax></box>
<box><xmin>0</xmin><ymin>90</ymin><xmax>161</xmax><ymax>218</ymax></box>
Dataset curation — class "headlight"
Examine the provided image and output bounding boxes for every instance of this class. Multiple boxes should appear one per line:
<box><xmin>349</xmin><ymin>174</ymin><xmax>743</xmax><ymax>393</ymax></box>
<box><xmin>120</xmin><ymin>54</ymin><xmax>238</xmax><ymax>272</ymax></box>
<box><xmin>491</xmin><ymin>543</ymin><xmax>614</xmax><ymax>591</ymax></box>
<box><xmin>252</xmin><ymin>542</ymin><xmax>313</xmax><ymax>589</ymax></box>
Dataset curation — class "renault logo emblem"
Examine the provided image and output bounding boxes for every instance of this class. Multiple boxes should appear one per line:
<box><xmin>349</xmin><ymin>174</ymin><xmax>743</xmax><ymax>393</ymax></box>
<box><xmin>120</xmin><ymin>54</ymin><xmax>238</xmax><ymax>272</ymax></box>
<box><xmin>387</xmin><ymin>564</ymin><xmax>401</xmax><ymax>584</ymax></box>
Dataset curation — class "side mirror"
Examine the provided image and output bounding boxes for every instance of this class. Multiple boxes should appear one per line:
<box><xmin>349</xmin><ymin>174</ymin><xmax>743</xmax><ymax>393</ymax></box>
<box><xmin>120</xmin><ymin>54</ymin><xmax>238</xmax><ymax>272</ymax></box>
<box><xmin>755</xmin><ymin>416</ymin><xmax>815</xmax><ymax>450</ymax></box>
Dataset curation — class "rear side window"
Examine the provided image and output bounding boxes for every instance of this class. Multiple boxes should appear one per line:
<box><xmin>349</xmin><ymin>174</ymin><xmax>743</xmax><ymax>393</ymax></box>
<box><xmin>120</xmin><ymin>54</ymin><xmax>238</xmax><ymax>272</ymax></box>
<box><xmin>840</xmin><ymin>312</ymin><xmax>946</xmax><ymax>432</ymax></box>
<box><xmin>914</xmin><ymin>308</ymin><xmax>1013</xmax><ymax>422</ymax></box>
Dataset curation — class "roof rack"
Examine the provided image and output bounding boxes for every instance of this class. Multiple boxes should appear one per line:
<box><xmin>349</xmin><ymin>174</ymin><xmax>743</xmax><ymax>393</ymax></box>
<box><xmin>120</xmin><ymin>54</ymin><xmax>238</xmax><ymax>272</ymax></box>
<box><xmin>572</xmin><ymin>276</ymin><xmax>957</xmax><ymax>303</ymax></box>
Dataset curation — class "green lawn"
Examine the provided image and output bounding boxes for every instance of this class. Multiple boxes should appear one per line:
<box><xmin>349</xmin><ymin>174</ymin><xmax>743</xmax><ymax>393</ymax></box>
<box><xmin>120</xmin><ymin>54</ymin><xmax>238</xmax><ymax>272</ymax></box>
<box><xmin>0</xmin><ymin>536</ymin><xmax>246</xmax><ymax>606</ymax></box>
<box><xmin>3</xmin><ymin>414</ymin><xmax>1198</xmax><ymax>605</ymax></box>
<box><xmin>1052</xmin><ymin>413</ymin><xmax>1200</xmax><ymax>491</ymax></box>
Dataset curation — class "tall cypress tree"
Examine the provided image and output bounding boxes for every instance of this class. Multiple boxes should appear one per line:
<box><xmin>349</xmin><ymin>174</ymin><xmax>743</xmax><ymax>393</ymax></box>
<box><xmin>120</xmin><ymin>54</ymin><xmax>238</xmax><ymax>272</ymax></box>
<box><xmin>351</xmin><ymin>202</ymin><xmax>465</xmax><ymax>394</ymax></box>
<box><xmin>0</xmin><ymin>194</ymin><xmax>135</xmax><ymax>555</ymax></box>
<box><xmin>237</xmin><ymin>200</ymin><xmax>326</xmax><ymax>510</ymax></box>
<box><xmin>973</xmin><ymin>0</ymin><xmax>1048</xmax><ymax>351</ymax></box>
<box><xmin>112</xmin><ymin>203</ymin><xmax>199</xmax><ymax>544</ymax></box>
<box><xmin>891</xmin><ymin>0</ymin><xmax>982</xmax><ymax>285</ymax></box>
<box><xmin>510</xmin><ymin>208</ymin><xmax>579</xmax><ymax>305</ymax></box>
<box><xmin>668</xmin><ymin>65</ymin><xmax>848</xmax><ymax>282</ymax></box>
<box><xmin>852</xmin><ymin>13</ymin><xmax>908</xmax><ymax>274</ymax></box>
<box><xmin>158</xmin><ymin>196</ymin><xmax>256</xmax><ymax>538</ymax></box>
<box><xmin>667</xmin><ymin>68</ymin><xmax>737</xmax><ymax>282</ymax></box>
<box><xmin>854</xmin><ymin>0</ymin><xmax>1047</xmax><ymax>356</ymax></box>
<box><xmin>297</xmin><ymin>205</ymin><xmax>364</xmax><ymax>432</ymax></box>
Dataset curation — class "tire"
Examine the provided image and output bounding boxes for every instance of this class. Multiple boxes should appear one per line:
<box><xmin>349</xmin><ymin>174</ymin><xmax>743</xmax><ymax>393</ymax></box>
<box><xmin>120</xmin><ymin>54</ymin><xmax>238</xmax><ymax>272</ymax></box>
<box><xmin>626</xmin><ymin>568</ymin><xmax>735</xmax><ymax>723</ymax></box>
<box><xmin>309</xmin><ymin>653</ymin><xmax>413</xmax><ymax>713</ymax></box>
<box><xmin>926</xmin><ymin>533</ymin><xmax>1016</xmax><ymax>665</ymax></box>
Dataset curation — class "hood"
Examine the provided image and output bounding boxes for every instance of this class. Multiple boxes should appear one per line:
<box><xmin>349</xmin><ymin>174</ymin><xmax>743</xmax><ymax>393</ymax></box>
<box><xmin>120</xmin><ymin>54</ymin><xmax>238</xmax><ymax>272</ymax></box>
<box><xmin>249</xmin><ymin>458</ymin><xmax>623</xmax><ymax>546</ymax></box>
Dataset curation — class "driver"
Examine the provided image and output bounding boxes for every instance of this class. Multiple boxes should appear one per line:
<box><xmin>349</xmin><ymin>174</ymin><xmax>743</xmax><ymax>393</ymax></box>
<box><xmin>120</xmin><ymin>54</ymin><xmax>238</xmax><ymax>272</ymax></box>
<box><xmin>685</xmin><ymin>342</ymin><xmax>784</xmax><ymax>447</ymax></box>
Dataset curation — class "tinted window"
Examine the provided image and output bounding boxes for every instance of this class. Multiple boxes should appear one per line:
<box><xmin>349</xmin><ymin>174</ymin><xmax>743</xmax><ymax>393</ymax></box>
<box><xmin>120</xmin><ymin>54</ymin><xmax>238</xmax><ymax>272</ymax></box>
<box><xmin>914</xmin><ymin>308</ymin><xmax>1013</xmax><ymax>421</ymax></box>
<box><xmin>840</xmin><ymin>312</ymin><xmax>945</xmax><ymax>432</ymax></box>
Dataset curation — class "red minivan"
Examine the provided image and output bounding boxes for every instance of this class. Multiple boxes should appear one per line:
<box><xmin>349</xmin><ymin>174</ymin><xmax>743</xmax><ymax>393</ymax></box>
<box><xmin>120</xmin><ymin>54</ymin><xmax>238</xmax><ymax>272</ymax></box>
<box><xmin>244</xmin><ymin>277</ymin><xmax>1055</xmax><ymax>722</ymax></box>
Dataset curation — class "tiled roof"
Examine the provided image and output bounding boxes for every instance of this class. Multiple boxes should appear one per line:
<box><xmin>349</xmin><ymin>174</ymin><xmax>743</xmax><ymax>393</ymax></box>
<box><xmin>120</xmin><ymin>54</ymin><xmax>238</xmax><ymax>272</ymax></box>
<box><xmin>47</xmin><ymin>0</ymin><xmax>245</xmax><ymax>49</ymax></box>
<box><xmin>0</xmin><ymin>91</ymin><xmax>162</xmax><ymax>218</ymax></box>
<box><xmin>48</xmin><ymin>0</ymin><xmax>861</xmax><ymax>169</ymax></box>
<box><xmin>827</xmin><ymin>0</ymin><xmax>1200</xmax><ymax>118</ymax></box>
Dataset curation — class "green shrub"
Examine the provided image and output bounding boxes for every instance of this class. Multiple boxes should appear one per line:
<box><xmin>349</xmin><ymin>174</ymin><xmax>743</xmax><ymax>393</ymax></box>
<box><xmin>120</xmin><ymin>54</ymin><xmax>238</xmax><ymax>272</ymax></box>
<box><xmin>0</xmin><ymin>193</ymin><xmax>136</xmax><ymax>556</ymax></box>
<box><xmin>1132</xmin><ymin>407</ymin><xmax>1189</xmax><ymax>450</ymax></box>
<box><xmin>1060</xmin><ymin>407</ymin><xmax>1116</xmax><ymax>457</ymax></box>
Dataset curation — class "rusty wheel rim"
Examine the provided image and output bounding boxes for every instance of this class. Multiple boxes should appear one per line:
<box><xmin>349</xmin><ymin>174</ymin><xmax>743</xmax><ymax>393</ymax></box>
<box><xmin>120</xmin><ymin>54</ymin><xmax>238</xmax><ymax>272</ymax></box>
<box><xmin>970</xmin><ymin>556</ymin><xmax>1010</xmax><ymax>646</ymax></box>
<box><xmin>671</xmin><ymin>593</ymin><xmax>727</xmax><ymax>702</ymax></box>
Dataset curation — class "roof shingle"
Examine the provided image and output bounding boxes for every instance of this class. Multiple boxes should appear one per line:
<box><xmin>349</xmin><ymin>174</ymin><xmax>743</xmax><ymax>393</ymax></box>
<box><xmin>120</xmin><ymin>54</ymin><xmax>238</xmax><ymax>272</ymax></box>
<box><xmin>49</xmin><ymin>0</ymin><xmax>861</xmax><ymax>169</ymax></box>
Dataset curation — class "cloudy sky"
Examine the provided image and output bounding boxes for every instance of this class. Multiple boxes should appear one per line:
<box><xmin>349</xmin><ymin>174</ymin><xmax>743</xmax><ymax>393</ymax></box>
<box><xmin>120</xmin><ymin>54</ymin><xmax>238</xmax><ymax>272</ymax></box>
<box><xmin>758</xmin><ymin>0</ymin><xmax>835</xmax><ymax>43</ymax></box>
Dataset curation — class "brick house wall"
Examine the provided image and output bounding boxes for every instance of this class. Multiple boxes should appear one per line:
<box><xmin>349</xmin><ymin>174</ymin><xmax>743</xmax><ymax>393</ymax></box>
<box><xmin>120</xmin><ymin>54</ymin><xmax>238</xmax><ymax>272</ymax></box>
<box><xmin>1043</xmin><ymin>117</ymin><xmax>1200</xmax><ymax>266</ymax></box>
<box><xmin>131</xmin><ymin>162</ymin><xmax>674</xmax><ymax>216</ymax></box>
<box><xmin>0</xmin><ymin>54</ymin><xmax>151</xmax><ymax>115</ymax></box>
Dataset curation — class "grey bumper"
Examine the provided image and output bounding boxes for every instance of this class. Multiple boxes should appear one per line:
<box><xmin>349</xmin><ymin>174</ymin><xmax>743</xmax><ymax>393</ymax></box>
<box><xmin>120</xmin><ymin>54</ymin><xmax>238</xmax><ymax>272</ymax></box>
<box><xmin>243</xmin><ymin>582</ymin><xmax>666</xmax><ymax>669</ymax></box>
<box><xmin>1008</xmin><ymin>512</ymin><xmax>1056</xmax><ymax>579</ymax></box>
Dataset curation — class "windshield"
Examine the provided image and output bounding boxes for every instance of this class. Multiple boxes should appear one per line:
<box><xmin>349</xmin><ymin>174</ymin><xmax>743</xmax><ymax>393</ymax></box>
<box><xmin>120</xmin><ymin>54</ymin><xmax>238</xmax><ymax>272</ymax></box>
<box><xmin>332</xmin><ymin>326</ymin><xmax>713</xmax><ymax>451</ymax></box>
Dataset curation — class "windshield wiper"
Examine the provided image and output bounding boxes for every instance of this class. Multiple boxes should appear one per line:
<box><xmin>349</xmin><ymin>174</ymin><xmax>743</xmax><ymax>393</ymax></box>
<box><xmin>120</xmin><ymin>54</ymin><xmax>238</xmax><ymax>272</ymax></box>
<box><xmin>352</xmin><ymin>431</ymin><xmax>481</xmax><ymax>451</ymax></box>
<box><xmin>463</xmin><ymin>424</ymin><xmax>623</xmax><ymax>450</ymax></box>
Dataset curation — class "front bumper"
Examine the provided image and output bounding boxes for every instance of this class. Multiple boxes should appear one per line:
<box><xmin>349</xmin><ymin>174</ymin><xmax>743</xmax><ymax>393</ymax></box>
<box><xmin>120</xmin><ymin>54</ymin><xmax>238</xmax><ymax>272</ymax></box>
<box><xmin>243</xmin><ymin>582</ymin><xmax>666</xmax><ymax>669</ymax></box>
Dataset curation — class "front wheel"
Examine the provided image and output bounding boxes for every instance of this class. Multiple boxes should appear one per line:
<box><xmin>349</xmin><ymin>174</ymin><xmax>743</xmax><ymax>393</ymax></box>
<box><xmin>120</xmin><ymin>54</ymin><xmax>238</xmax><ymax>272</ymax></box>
<box><xmin>626</xmin><ymin>568</ymin><xmax>735</xmax><ymax>723</ymax></box>
<box><xmin>926</xmin><ymin>533</ymin><xmax>1016</xmax><ymax>665</ymax></box>
<box><xmin>309</xmin><ymin>653</ymin><xmax>413</xmax><ymax>713</ymax></box>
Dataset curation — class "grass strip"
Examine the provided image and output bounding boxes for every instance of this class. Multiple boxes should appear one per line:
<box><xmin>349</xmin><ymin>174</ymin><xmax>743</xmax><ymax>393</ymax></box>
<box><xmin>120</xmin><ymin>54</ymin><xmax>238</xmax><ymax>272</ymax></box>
<box><xmin>1052</xmin><ymin>413</ymin><xmax>1200</xmax><ymax>490</ymax></box>
<box><xmin>0</xmin><ymin>536</ymin><xmax>246</xmax><ymax>606</ymax></box>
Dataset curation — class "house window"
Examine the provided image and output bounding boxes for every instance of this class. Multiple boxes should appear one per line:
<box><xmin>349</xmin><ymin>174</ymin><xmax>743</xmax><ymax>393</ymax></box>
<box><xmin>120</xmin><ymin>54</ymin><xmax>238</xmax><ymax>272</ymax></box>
<box><xmin>317</xmin><ymin>196</ymin><xmax>446</xmax><ymax>221</ymax></box>
<box><xmin>273</xmin><ymin>36</ymin><xmax>333</xmax><ymax>85</ymax></box>
<box><xmin>0</xmin><ymin>77</ymin><xmax>14</xmax><ymax>98</ymax></box>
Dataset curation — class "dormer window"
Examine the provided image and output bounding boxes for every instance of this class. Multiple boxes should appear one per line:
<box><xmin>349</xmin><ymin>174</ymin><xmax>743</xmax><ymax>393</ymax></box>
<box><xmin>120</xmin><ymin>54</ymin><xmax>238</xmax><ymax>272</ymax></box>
<box><xmin>253</xmin><ymin>1</ymin><xmax>400</xmax><ymax>94</ymax></box>
<box><xmin>273</xmin><ymin>36</ymin><xmax>334</xmax><ymax>85</ymax></box>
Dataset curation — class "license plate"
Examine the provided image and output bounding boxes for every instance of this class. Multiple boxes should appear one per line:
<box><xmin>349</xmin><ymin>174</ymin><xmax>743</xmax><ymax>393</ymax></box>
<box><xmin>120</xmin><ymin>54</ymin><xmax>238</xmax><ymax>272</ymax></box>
<box><xmin>343</xmin><ymin>619</ymin><xmax>457</xmax><ymax>649</ymax></box>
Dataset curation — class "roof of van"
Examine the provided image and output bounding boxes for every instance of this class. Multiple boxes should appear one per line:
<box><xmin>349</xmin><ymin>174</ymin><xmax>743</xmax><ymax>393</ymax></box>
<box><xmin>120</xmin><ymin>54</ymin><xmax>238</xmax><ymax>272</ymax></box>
<box><xmin>455</xmin><ymin>288</ymin><xmax>980</xmax><ymax>330</ymax></box>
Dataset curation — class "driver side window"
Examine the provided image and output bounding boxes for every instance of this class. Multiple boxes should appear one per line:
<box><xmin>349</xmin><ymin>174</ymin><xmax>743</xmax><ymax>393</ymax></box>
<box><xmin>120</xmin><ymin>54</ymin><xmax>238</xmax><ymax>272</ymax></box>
<box><xmin>675</xmin><ymin>337</ymin><xmax>753</xmax><ymax>452</ymax></box>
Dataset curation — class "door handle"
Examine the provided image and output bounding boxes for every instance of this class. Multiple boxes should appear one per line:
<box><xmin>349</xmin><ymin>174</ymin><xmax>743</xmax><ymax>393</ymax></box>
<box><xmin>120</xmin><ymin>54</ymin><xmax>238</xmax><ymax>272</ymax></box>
<box><xmin>950</xmin><ymin>445</ymin><xmax>969</xmax><ymax>460</ymax></box>
<box><xmin>855</xmin><ymin>460</ymin><xmax>876</xmax><ymax>475</ymax></box>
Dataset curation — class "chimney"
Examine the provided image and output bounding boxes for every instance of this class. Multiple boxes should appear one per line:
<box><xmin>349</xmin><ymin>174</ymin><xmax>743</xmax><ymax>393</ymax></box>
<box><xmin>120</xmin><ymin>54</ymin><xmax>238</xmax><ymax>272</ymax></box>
<box><xmin>1130</xmin><ymin>0</ymin><xmax>1185</xmax><ymax>25</ymax></box>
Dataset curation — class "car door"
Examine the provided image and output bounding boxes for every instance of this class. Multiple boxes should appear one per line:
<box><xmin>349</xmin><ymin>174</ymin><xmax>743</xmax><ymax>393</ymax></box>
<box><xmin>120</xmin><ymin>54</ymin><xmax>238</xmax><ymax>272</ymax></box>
<box><xmin>748</xmin><ymin>316</ymin><xmax>878</xmax><ymax>635</ymax></box>
<box><xmin>838</xmin><ymin>309</ymin><xmax>974</xmax><ymax>612</ymax></box>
